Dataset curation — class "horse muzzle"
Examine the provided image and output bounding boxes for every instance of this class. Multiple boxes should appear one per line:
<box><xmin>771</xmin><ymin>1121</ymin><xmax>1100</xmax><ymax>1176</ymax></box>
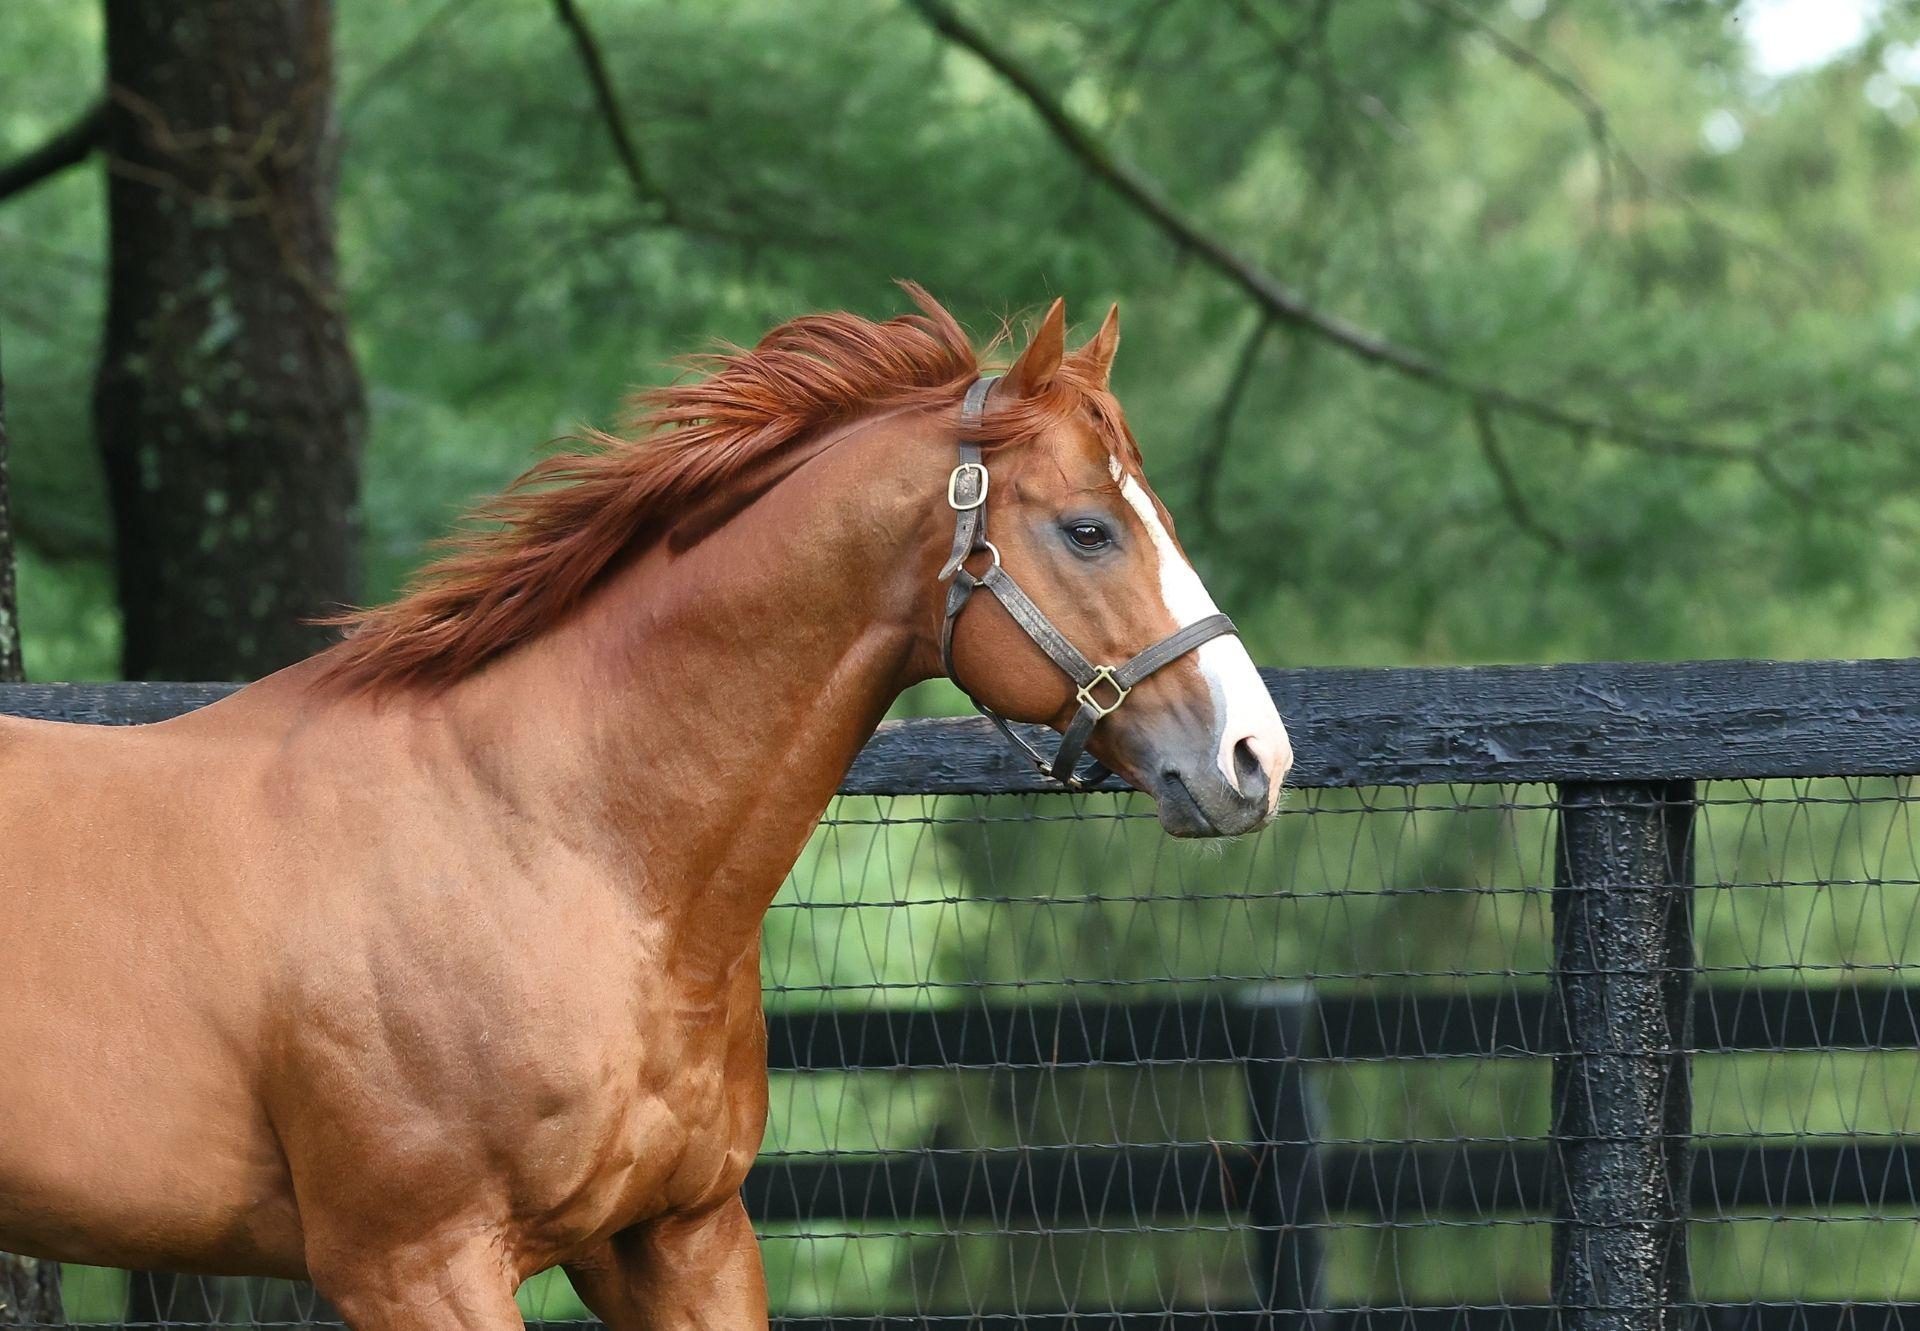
<box><xmin>1142</xmin><ymin>730</ymin><xmax>1290</xmax><ymax>838</ymax></box>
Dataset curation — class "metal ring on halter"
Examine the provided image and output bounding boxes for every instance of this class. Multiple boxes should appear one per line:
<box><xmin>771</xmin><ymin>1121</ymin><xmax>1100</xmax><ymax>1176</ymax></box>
<box><xmin>978</xmin><ymin>539</ymin><xmax>1002</xmax><ymax>570</ymax></box>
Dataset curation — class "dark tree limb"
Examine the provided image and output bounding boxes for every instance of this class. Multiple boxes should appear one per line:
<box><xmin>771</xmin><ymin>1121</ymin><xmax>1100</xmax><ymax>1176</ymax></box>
<box><xmin>341</xmin><ymin>0</ymin><xmax>485</xmax><ymax>123</ymax></box>
<box><xmin>9</xmin><ymin>507</ymin><xmax>111</xmax><ymax>564</ymax></box>
<box><xmin>1408</xmin><ymin>0</ymin><xmax>1817</xmax><ymax>289</ymax></box>
<box><xmin>1470</xmin><ymin>400</ymin><xmax>1567</xmax><ymax>555</ymax></box>
<box><xmin>1192</xmin><ymin>313</ymin><xmax>1274</xmax><ymax>540</ymax></box>
<box><xmin>0</xmin><ymin>100</ymin><xmax>105</xmax><ymax>206</ymax></box>
<box><xmin>905</xmin><ymin>0</ymin><xmax>1778</xmax><ymax>473</ymax></box>
<box><xmin>551</xmin><ymin>0</ymin><xmax>680</xmax><ymax>224</ymax></box>
<box><xmin>1410</xmin><ymin>0</ymin><xmax>1623</xmax><ymax>216</ymax></box>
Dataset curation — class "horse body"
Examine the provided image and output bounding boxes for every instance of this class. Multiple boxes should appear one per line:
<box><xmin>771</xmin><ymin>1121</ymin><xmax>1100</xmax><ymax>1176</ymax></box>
<box><xmin>0</xmin><ymin>293</ymin><xmax>1291</xmax><ymax>1328</ymax></box>
<box><xmin>0</xmin><ymin>407</ymin><xmax>933</xmax><ymax>1312</ymax></box>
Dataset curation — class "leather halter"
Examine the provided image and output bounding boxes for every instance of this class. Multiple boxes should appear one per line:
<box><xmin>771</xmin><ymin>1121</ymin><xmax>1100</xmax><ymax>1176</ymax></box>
<box><xmin>939</xmin><ymin>375</ymin><xmax>1240</xmax><ymax>791</ymax></box>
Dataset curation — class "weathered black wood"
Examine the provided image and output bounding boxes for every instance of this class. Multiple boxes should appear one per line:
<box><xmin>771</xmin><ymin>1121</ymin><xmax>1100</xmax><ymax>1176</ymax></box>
<box><xmin>1688</xmin><ymin>982</ymin><xmax>1920</xmax><ymax>1051</ymax></box>
<box><xmin>766</xmin><ymin>995</ymin><xmax>1264</xmax><ymax>1071</ymax></box>
<box><xmin>764</xmin><ymin>982</ymin><xmax>1920</xmax><ymax>1072</ymax></box>
<box><xmin>0</xmin><ymin>682</ymin><xmax>237</xmax><ymax>726</ymax></box>
<box><xmin>1357</xmin><ymin>1140</ymin><xmax>1920</xmax><ymax>1216</ymax></box>
<box><xmin>1322</xmin><ymin>1142</ymin><xmax>1550</xmax><ymax>1218</ymax></box>
<box><xmin>1333</xmin><ymin>1140</ymin><xmax>1920</xmax><ymax>1216</ymax></box>
<box><xmin>744</xmin><ymin>1144</ymin><xmax>1257</xmax><ymax>1225</ymax></box>
<box><xmin>746</xmin><ymin>1139</ymin><xmax>1920</xmax><ymax>1226</ymax></box>
<box><xmin>841</xmin><ymin>658</ymin><xmax>1920</xmax><ymax>791</ymax></box>
<box><xmin>1659</xmin><ymin>784</ymin><xmax>1697</xmax><ymax>1318</ymax></box>
<box><xmin>1310</xmin><ymin>987</ymin><xmax>1552</xmax><ymax>1061</ymax></box>
<box><xmin>7</xmin><ymin>657</ymin><xmax>1920</xmax><ymax>791</ymax></box>
<box><xmin>1243</xmin><ymin>988</ymin><xmax>1325</xmax><ymax>1324</ymax></box>
<box><xmin>1552</xmin><ymin>782</ymin><xmax>1694</xmax><ymax>1331</ymax></box>
<box><xmin>1688</xmin><ymin>1140</ymin><xmax>1920</xmax><ymax>1213</ymax></box>
<box><xmin>536</xmin><ymin>1308</ymin><xmax>1920</xmax><ymax>1331</ymax></box>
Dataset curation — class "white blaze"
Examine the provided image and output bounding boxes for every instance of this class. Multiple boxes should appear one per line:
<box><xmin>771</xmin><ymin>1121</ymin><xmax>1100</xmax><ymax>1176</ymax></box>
<box><xmin>1117</xmin><ymin>469</ymin><xmax>1292</xmax><ymax>807</ymax></box>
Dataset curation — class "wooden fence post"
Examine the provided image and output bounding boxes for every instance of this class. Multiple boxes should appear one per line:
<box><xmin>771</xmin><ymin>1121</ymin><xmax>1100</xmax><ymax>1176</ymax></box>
<box><xmin>1244</xmin><ymin>985</ymin><xmax>1325</xmax><ymax>1330</ymax></box>
<box><xmin>1553</xmin><ymin>781</ymin><xmax>1695</xmax><ymax>1331</ymax></box>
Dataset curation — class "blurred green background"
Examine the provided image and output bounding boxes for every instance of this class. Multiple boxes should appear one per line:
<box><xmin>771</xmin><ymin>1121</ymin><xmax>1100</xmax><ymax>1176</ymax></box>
<box><xmin>6</xmin><ymin>0</ymin><xmax>1920</xmax><ymax>681</ymax></box>
<box><xmin>5</xmin><ymin>0</ymin><xmax>1920</xmax><ymax>1322</ymax></box>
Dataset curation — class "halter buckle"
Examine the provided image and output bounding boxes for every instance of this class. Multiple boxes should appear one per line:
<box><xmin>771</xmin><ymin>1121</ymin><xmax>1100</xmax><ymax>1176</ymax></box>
<box><xmin>947</xmin><ymin>462</ymin><xmax>989</xmax><ymax>511</ymax></box>
<box><xmin>1076</xmin><ymin>667</ymin><xmax>1129</xmax><ymax>719</ymax></box>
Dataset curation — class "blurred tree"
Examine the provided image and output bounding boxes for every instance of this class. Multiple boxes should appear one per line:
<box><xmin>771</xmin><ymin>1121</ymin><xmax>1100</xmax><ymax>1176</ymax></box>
<box><xmin>0</xmin><ymin>1255</ymin><xmax>62</xmax><ymax>1329</ymax></box>
<box><xmin>94</xmin><ymin>0</ymin><xmax>364</xmax><ymax>681</ymax></box>
<box><xmin>89</xmin><ymin>0</ymin><xmax>365</xmax><ymax>1321</ymax></box>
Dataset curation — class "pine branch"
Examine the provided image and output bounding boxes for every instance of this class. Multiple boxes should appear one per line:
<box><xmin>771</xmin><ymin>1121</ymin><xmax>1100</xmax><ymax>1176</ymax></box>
<box><xmin>904</xmin><ymin>0</ymin><xmax>1773</xmax><ymax>471</ymax></box>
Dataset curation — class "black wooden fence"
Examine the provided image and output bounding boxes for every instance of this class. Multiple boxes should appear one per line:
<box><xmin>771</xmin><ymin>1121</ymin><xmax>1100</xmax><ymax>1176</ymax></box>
<box><xmin>6</xmin><ymin>657</ymin><xmax>1920</xmax><ymax>1331</ymax></box>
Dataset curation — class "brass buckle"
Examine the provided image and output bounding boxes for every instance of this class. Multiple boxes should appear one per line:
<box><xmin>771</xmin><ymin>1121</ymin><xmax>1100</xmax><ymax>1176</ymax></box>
<box><xmin>1076</xmin><ymin>667</ymin><xmax>1129</xmax><ymax>719</ymax></box>
<box><xmin>947</xmin><ymin>462</ymin><xmax>989</xmax><ymax>511</ymax></box>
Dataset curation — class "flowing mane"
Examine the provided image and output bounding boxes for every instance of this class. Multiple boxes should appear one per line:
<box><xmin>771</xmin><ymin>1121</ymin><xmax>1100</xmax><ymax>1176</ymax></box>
<box><xmin>317</xmin><ymin>284</ymin><xmax>1128</xmax><ymax>693</ymax></box>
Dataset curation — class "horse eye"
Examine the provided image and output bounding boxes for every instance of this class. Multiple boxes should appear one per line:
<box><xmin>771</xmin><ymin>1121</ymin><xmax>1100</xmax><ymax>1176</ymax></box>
<box><xmin>1067</xmin><ymin>521</ymin><xmax>1111</xmax><ymax>550</ymax></box>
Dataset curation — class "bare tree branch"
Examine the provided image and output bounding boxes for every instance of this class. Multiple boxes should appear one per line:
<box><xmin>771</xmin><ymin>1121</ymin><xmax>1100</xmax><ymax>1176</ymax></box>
<box><xmin>1408</xmin><ymin>0</ymin><xmax>1819</xmax><ymax>289</ymax></box>
<box><xmin>1410</xmin><ymin>0</ymin><xmax>1623</xmax><ymax>217</ymax></box>
<box><xmin>551</xmin><ymin>0</ymin><xmax>680</xmax><ymax>225</ymax></box>
<box><xmin>1193</xmin><ymin>314</ymin><xmax>1274</xmax><ymax>540</ymax></box>
<box><xmin>1470</xmin><ymin>401</ymin><xmax>1567</xmax><ymax>554</ymax></box>
<box><xmin>8</xmin><ymin>507</ymin><xmax>111</xmax><ymax>564</ymax></box>
<box><xmin>342</xmin><ymin>0</ymin><xmax>484</xmax><ymax>124</ymax></box>
<box><xmin>0</xmin><ymin>101</ymin><xmax>105</xmax><ymax>206</ymax></box>
<box><xmin>905</xmin><ymin>0</ymin><xmax>1774</xmax><ymax>471</ymax></box>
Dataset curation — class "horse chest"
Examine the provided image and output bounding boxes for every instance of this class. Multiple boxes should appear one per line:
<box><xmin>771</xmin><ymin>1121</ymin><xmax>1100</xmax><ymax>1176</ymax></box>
<box><xmin>507</xmin><ymin>996</ymin><xmax>768</xmax><ymax>1251</ymax></box>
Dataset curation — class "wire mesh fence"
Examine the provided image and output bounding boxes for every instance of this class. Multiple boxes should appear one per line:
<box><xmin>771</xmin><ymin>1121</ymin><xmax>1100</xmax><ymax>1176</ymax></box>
<box><xmin>732</xmin><ymin>779</ymin><xmax>1920</xmax><ymax>1326</ymax></box>
<box><xmin>9</xmin><ymin>668</ymin><xmax>1920</xmax><ymax>1331</ymax></box>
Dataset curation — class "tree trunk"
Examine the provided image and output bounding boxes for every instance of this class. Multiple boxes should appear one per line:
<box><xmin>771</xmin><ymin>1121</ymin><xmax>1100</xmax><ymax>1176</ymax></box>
<box><xmin>0</xmin><ymin>341</ymin><xmax>60</xmax><ymax>1329</ymax></box>
<box><xmin>94</xmin><ymin>0</ymin><xmax>365</xmax><ymax>683</ymax></box>
<box><xmin>94</xmin><ymin>3</ymin><xmax>362</xmax><ymax>1322</ymax></box>
<box><xmin>0</xmin><ymin>1256</ymin><xmax>62</xmax><ymax>1329</ymax></box>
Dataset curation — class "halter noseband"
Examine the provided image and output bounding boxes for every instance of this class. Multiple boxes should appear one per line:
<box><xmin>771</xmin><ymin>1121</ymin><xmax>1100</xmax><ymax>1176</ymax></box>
<box><xmin>938</xmin><ymin>375</ymin><xmax>1240</xmax><ymax>791</ymax></box>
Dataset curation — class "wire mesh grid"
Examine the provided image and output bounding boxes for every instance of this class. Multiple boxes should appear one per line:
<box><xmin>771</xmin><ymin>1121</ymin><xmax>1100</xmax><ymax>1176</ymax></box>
<box><xmin>35</xmin><ymin>776</ymin><xmax>1920</xmax><ymax>1327</ymax></box>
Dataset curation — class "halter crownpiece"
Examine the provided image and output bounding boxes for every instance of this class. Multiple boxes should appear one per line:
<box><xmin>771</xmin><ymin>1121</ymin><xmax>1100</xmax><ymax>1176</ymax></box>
<box><xmin>939</xmin><ymin>374</ymin><xmax>1240</xmax><ymax>791</ymax></box>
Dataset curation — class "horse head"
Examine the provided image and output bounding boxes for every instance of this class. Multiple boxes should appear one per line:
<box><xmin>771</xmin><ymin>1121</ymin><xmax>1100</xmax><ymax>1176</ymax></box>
<box><xmin>934</xmin><ymin>297</ymin><xmax>1293</xmax><ymax>836</ymax></box>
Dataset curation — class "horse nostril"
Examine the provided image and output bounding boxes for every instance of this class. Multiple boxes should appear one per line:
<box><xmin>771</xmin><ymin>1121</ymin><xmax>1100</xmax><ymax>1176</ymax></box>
<box><xmin>1233</xmin><ymin>737</ymin><xmax>1271</xmax><ymax>807</ymax></box>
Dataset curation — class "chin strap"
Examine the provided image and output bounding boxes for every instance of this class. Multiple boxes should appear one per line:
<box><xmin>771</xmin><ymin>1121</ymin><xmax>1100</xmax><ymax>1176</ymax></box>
<box><xmin>938</xmin><ymin>375</ymin><xmax>1239</xmax><ymax>791</ymax></box>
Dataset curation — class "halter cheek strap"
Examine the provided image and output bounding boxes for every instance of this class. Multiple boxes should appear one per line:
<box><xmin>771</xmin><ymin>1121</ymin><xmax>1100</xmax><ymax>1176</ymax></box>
<box><xmin>939</xmin><ymin>375</ymin><xmax>1240</xmax><ymax>791</ymax></box>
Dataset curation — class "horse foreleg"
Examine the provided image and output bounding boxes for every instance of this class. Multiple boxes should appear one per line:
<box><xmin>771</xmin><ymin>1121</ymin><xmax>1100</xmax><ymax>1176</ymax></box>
<box><xmin>310</xmin><ymin>1237</ymin><xmax>526</xmax><ymax>1331</ymax></box>
<box><xmin>564</xmin><ymin>1196</ymin><xmax>768</xmax><ymax>1331</ymax></box>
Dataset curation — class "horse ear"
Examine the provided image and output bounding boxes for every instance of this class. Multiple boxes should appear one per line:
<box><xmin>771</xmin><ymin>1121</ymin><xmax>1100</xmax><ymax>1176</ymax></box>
<box><xmin>1078</xmin><ymin>303</ymin><xmax>1120</xmax><ymax>388</ymax></box>
<box><xmin>1002</xmin><ymin>298</ymin><xmax>1066</xmax><ymax>398</ymax></box>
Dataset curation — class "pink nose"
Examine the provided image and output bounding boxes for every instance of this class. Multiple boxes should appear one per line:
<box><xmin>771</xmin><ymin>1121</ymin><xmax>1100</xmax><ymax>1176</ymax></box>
<box><xmin>1228</xmin><ymin>722</ymin><xmax>1294</xmax><ymax>812</ymax></box>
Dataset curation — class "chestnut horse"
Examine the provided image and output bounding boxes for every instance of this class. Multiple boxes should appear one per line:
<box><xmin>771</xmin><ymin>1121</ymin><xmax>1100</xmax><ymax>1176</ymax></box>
<box><xmin>0</xmin><ymin>290</ymin><xmax>1291</xmax><ymax>1329</ymax></box>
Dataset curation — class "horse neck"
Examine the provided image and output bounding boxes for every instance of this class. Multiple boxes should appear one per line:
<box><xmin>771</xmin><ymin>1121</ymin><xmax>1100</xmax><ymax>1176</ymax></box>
<box><xmin>436</xmin><ymin>408</ymin><xmax>948</xmax><ymax>965</ymax></box>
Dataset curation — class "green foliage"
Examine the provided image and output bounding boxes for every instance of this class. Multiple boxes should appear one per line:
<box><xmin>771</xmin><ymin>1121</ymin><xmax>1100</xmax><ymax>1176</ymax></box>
<box><xmin>6</xmin><ymin>0</ymin><xmax>1920</xmax><ymax>674</ymax></box>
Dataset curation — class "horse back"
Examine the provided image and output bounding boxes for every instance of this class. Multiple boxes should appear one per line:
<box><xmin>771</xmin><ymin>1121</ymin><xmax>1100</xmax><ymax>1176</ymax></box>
<box><xmin>0</xmin><ymin>708</ymin><xmax>306</xmax><ymax>1273</ymax></box>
